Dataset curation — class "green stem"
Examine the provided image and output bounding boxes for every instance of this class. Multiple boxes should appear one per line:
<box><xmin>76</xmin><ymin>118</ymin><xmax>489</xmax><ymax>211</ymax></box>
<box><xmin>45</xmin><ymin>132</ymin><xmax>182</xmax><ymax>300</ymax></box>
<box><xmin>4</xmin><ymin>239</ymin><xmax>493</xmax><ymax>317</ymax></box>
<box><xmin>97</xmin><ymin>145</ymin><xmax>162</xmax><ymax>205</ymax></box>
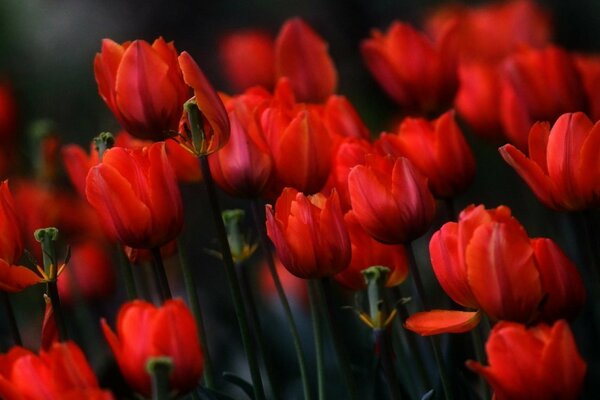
<box><xmin>429</xmin><ymin>336</ymin><xmax>453</xmax><ymax>400</ymax></box>
<box><xmin>406</xmin><ymin>243</ymin><xmax>429</xmax><ymax>310</ymax></box>
<box><xmin>116</xmin><ymin>245</ymin><xmax>138</xmax><ymax>300</ymax></box>
<box><xmin>177</xmin><ymin>239</ymin><xmax>216</xmax><ymax>389</ymax></box>
<box><xmin>1</xmin><ymin>291</ymin><xmax>22</xmax><ymax>346</ymax></box>
<box><xmin>47</xmin><ymin>281</ymin><xmax>68</xmax><ymax>341</ymax></box>
<box><xmin>471</xmin><ymin>327</ymin><xmax>490</xmax><ymax>400</ymax></box>
<box><xmin>199</xmin><ymin>154</ymin><xmax>265</xmax><ymax>400</ymax></box>
<box><xmin>250</xmin><ymin>199</ymin><xmax>312</xmax><ymax>400</ymax></box>
<box><xmin>308</xmin><ymin>280</ymin><xmax>325</xmax><ymax>400</ymax></box>
<box><xmin>317</xmin><ymin>279</ymin><xmax>358</xmax><ymax>400</ymax></box>
<box><xmin>151</xmin><ymin>247</ymin><xmax>172</xmax><ymax>303</ymax></box>
<box><xmin>147</xmin><ymin>357</ymin><xmax>173</xmax><ymax>400</ymax></box>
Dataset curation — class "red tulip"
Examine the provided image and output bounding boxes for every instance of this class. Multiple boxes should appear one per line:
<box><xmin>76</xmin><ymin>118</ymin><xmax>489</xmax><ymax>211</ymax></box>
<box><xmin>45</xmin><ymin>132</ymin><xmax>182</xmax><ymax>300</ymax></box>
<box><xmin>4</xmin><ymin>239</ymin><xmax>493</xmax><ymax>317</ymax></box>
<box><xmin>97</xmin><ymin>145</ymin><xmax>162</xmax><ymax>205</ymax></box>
<box><xmin>500</xmin><ymin>46</ymin><xmax>585</xmax><ymax>150</ymax></box>
<box><xmin>265</xmin><ymin>188</ymin><xmax>350</xmax><ymax>279</ymax></box>
<box><xmin>405</xmin><ymin>205</ymin><xmax>585</xmax><ymax>335</ymax></box>
<box><xmin>321</xmin><ymin>95</ymin><xmax>370</xmax><ymax>142</ymax></box>
<box><xmin>334</xmin><ymin>211</ymin><xmax>408</xmax><ymax>291</ymax></box>
<box><xmin>177</xmin><ymin>52</ymin><xmax>230</xmax><ymax>156</ymax></box>
<box><xmin>259</xmin><ymin>256</ymin><xmax>308</xmax><ymax>310</ymax></box>
<box><xmin>499</xmin><ymin>112</ymin><xmax>600</xmax><ymax>211</ymax></box>
<box><xmin>85</xmin><ymin>142</ymin><xmax>183</xmax><ymax>249</ymax></box>
<box><xmin>275</xmin><ymin>18</ymin><xmax>337</xmax><ymax>103</ymax></box>
<box><xmin>94</xmin><ymin>38</ymin><xmax>189</xmax><ymax>141</ymax></box>
<box><xmin>347</xmin><ymin>154</ymin><xmax>436</xmax><ymax>244</ymax></box>
<box><xmin>375</xmin><ymin>110</ymin><xmax>475</xmax><ymax>198</ymax></box>
<box><xmin>574</xmin><ymin>54</ymin><xmax>600</xmax><ymax>122</ymax></box>
<box><xmin>219</xmin><ymin>29</ymin><xmax>275</xmax><ymax>92</ymax></box>
<box><xmin>0</xmin><ymin>341</ymin><xmax>114</xmax><ymax>399</ymax></box>
<box><xmin>101</xmin><ymin>299</ymin><xmax>203</xmax><ymax>397</ymax></box>
<box><xmin>361</xmin><ymin>21</ymin><xmax>457</xmax><ymax>115</ymax></box>
<box><xmin>62</xmin><ymin>143</ymin><xmax>100</xmax><ymax>198</ymax></box>
<box><xmin>467</xmin><ymin>320</ymin><xmax>586</xmax><ymax>400</ymax></box>
<box><xmin>0</xmin><ymin>181</ymin><xmax>41</xmax><ymax>292</ymax></box>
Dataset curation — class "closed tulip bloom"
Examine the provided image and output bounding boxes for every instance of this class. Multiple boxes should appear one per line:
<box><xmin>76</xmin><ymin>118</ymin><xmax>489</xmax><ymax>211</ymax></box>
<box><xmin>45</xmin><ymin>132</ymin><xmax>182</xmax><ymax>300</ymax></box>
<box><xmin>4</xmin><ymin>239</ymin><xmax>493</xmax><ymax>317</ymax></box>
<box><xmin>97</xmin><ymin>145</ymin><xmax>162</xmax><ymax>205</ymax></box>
<box><xmin>101</xmin><ymin>299</ymin><xmax>203</xmax><ymax>397</ymax></box>
<box><xmin>0</xmin><ymin>341</ymin><xmax>114</xmax><ymax>400</ymax></box>
<box><xmin>62</xmin><ymin>143</ymin><xmax>100</xmax><ymax>198</ymax></box>
<box><xmin>0</xmin><ymin>181</ymin><xmax>41</xmax><ymax>292</ymax></box>
<box><xmin>219</xmin><ymin>29</ymin><xmax>276</xmax><ymax>92</ymax></box>
<box><xmin>275</xmin><ymin>18</ymin><xmax>337</xmax><ymax>103</ymax></box>
<box><xmin>467</xmin><ymin>320</ymin><xmax>586</xmax><ymax>400</ymax></box>
<box><xmin>335</xmin><ymin>211</ymin><xmax>408</xmax><ymax>291</ymax></box>
<box><xmin>85</xmin><ymin>142</ymin><xmax>183</xmax><ymax>249</ymax></box>
<box><xmin>94</xmin><ymin>38</ymin><xmax>189</xmax><ymax>141</ymax></box>
<box><xmin>500</xmin><ymin>46</ymin><xmax>585</xmax><ymax>150</ymax></box>
<box><xmin>499</xmin><ymin>112</ymin><xmax>600</xmax><ymax>211</ymax></box>
<box><xmin>266</xmin><ymin>188</ymin><xmax>350</xmax><ymax>279</ymax></box>
<box><xmin>321</xmin><ymin>95</ymin><xmax>370</xmax><ymax>141</ymax></box>
<box><xmin>347</xmin><ymin>154</ymin><xmax>436</xmax><ymax>244</ymax></box>
<box><xmin>405</xmin><ymin>205</ymin><xmax>585</xmax><ymax>335</ymax></box>
<box><xmin>361</xmin><ymin>21</ymin><xmax>457</xmax><ymax>115</ymax></box>
<box><xmin>376</xmin><ymin>110</ymin><xmax>475</xmax><ymax>198</ymax></box>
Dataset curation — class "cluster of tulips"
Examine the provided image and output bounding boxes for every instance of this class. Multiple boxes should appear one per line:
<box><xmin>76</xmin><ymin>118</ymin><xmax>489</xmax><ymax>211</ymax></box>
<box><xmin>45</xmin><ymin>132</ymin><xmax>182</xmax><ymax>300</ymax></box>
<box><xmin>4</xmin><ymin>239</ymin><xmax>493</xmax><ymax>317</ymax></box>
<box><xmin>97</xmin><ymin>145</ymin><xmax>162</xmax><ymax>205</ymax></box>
<box><xmin>0</xmin><ymin>0</ymin><xmax>598</xmax><ymax>399</ymax></box>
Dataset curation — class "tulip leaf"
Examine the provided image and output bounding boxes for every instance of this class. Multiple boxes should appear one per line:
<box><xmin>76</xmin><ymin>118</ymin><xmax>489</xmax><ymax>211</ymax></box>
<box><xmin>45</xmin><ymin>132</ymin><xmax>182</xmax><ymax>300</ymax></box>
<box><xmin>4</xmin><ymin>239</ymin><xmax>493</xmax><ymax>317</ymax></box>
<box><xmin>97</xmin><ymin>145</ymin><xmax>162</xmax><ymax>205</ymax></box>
<box><xmin>222</xmin><ymin>371</ymin><xmax>255</xmax><ymax>399</ymax></box>
<box><xmin>421</xmin><ymin>389</ymin><xmax>435</xmax><ymax>400</ymax></box>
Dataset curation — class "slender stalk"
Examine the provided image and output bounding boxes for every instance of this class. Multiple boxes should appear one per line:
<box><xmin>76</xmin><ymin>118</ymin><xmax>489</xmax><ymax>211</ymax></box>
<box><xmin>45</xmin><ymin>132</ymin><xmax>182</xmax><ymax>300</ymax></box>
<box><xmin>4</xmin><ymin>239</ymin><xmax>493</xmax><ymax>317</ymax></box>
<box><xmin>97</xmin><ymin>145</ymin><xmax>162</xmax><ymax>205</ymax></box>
<box><xmin>1</xmin><ymin>291</ymin><xmax>22</xmax><ymax>346</ymax></box>
<box><xmin>47</xmin><ymin>281</ymin><xmax>68</xmax><ymax>341</ymax></box>
<box><xmin>177</xmin><ymin>239</ymin><xmax>216</xmax><ymax>389</ymax></box>
<box><xmin>250</xmin><ymin>199</ymin><xmax>312</xmax><ymax>400</ymax></box>
<box><xmin>308</xmin><ymin>280</ymin><xmax>325</xmax><ymax>400</ymax></box>
<box><xmin>147</xmin><ymin>357</ymin><xmax>172</xmax><ymax>400</ymax></box>
<box><xmin>151</xmin><ymin>247</ymin><xmax>172</xmax><ymax>303</ymax></box>
<box><xmin>406</xmin><ymin>244</ymin><xmax>453</xmax><ymax>400</ymax></box>
<box><xmin>317</xmin><ymin>279</ymin><xmax>358</xmax><ymax>400</ymax></box>
<box><xmin>470</xmin><ymin>327</ymin><xmax>490</xmax><ymax>400</ymax></box>
<box><xmin>199</xmin><ymin>154</ymin><xmax>265</xmax><ymax>400</ymax></box>
<box><xmin>116</xmin><ymin>245</ymin><xmax>138</xmax><ymax>300</ymax></box>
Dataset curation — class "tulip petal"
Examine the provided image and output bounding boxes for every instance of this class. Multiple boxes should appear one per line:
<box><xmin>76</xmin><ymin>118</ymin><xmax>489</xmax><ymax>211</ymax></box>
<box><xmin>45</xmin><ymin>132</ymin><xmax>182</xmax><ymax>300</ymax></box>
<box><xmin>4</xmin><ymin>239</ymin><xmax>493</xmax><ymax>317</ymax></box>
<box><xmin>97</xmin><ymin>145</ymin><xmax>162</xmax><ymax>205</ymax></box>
<box><xmin>405</xmin><ymin>309</ymin><xmax>481</xmax><ymax>336</ymax></box>
<box><xmin>94</xmin><ymin>39</ymin><xmax>125</xmax><ymax>114</ymax></box>
<box><xmin>0</xmin><ymin>260</ymin><xmax>41</xmax><ymax>293</ymax></box>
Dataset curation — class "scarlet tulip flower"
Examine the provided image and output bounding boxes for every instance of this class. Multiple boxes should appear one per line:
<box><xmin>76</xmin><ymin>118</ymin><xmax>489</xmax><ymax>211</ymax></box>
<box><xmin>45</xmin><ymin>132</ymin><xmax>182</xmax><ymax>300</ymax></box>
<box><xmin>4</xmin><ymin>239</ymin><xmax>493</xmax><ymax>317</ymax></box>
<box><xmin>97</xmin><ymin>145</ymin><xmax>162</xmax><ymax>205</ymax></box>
<box><xmin>176</xmin><ymin>52</ymin><xmax>230</xmax><ymax>156</ymax></box>
<box><xmin>500</xmin><ymin>46</ymin><xmax>585</xmax><ymax>150</ymax></box>
<box><xmin>260</xmin><ymin>256</ymin><xmax>308</xmax><ymax>309</ymax></box>
<box><xmin>261</xmin><ymin>79</ymin><xmax>332</xmax><ymax>195</ymax></box>
<box><xmin>334</xmin><ymin>211</ymin><xmax>408</xmax><ymax>291</ymax></box>
<box><xmin>361</xmin><ymin>21</ymin><xmax>457</xmax><ymax>115</ymax></box>
<box><xmin>85</xmin><ymin>142</ymin><xmax>183</xmax><ymax>249</ymax></box>
<box><xmin>499</xmin><ymin>112</ymin><xmax>600</xmax><ymax>211</ymax></box>
<box><xmin>575</xmin><ymin>54</ymin><xmax>600</xmax><ymax>121</ymax></box>
<box><xmin>62</xmin><ymin>143</ymin><xmax>100</xmax><ymax>198</ymax></box>
<box><xmin>101</xmin><ymin>299</ymin><xmax>203</xmax><ymax>397</ymax></box>
<box><xmin>375</xmin><ymin>110</ymin><xmax>475</xmax><ymax>198</ymax></box>
<box><xmin>218</xmin><ymin>29</ymin><xmax>276</xmax><ymax>92</ymax></box>
<box><xmin>347</xmin><ymin>154</ymin><xmax>436</xmax><ymax>244</ymax></box>
<box><xmin>275</xmin><ymin>18</ymin><xmax>337</xmax><ymax>102</ymax></box>
<box><xmin>467</xmin><ymin>320</ymin><xmax>586</xmax><ymax>400</ymax></box>
<box><xmin>0</xmin><ymin>181</ymin><xmax>41</xmax><ymax>292</ymax></box>
<box><xmin>321</xmin><ymin>95</ymin><xmax>371</xmax><ymax>142</ymax></box>
<box><xmin>405</xmin><ymin>205</ymin><xmax>585</xmax><ymax>335</ymax></box>
<box><xmin>0</xmin><ymin>341</ymin><xmax>114</xmax><ymax>399</ymax></box>
<box><xmin>94</xmin><ymin>38</ymin><xmax>189</xmax><ymax>141</ymax></box>
<box><xmin>265</xmin><ymin>188</ymin><xmax>350</xmax><ymax>279</ymax></box>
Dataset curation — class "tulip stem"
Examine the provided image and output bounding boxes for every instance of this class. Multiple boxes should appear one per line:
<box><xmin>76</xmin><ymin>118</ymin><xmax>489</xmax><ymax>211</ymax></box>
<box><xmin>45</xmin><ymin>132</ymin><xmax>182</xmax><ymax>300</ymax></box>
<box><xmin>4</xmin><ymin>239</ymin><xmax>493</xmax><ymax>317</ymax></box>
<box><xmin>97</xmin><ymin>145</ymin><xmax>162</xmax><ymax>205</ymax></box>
<box><xmin>250</xmin><ymin>199</ymin><xmax>312</xmax><ymax>400</ymax></box>
<box><xmin>177</xmin><ymin>239</ymin><xmax>216</xmax><ymax>390</ymax></box>
<box><xmin>150</xmin><ymin>247</ymin><xmax>172</xmax><ymax>303</ymax></box>
<box><xmin>318</xmin><ymin>279</ymin><xmax>359</xmax><ymax>400</ymax></box>
<box><xmin>1</xmin><ymin>291</ymin><xmax>22</xmax><ymax>346</ymax></box>
<box><xmin>147</xmin><ymin>357</ymin><xmax>172</xmax><ymax>400</ymax></box>
<box><xmin>406</xmin><ymin>242</ymin><xmax>430</xmax><ymax>310</ymax></box>
<box><xmin>199</xmin><ymin>154</ymin><xmax>266</xmax><ymax>400</ymax></box>
<box><xmin>471</xmin><ymin>327</ymin><xmax>490</xmax><ymax>400</ymax></box>
<box><xmin>116</xmin><ymin>245</ymin><xmax>138</xmax><ymax>300</ymax></box>
<box><xmin>308</xmin><ymin>279</ymin><xmax>326</xmax><ymax>400</ymax></box>
<box><xmin>47</xmin><ymin>281</ymin><xmax>69</xmax><ymax>342</ymax></box>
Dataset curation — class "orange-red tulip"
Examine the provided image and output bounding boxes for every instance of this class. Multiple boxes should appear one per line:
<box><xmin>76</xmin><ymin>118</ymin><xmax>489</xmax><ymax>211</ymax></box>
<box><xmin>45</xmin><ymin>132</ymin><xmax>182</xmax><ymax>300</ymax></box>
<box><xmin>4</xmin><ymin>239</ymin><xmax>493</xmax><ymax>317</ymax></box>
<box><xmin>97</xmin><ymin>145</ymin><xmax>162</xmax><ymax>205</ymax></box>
<box><xmin>266</xmin><ymin>188</ymin><xmax>350</xmax><ymax>279</ymax></box>
<box><xmin>467</xmin><ymin>320</ymin><xmax>586</xmax><ymax>400</ymax></box>
<box><xmin>0</xmin><ymin>341</ymin><xmax>114</xmax><ymax>400</ymax></box>
<box><xmin>361</xmin><ymin>21</ymin><xmax>457</xmax><ymax>115</ymax></box>
<box><xmin>0</xmin><ymin>181</ymin><xmax>41</xmax><ymax>292</ymax></box>
<box><xmin>405</xmin><ymin>205</ymin><xmax>585</xmax><ymax>335</ymax></box>
<box><xmin>575</xmin><ymin>54</ymin><xmax>600</xmax><ymax>122</ymax></box>
<box><xmin>101</xmin><ymin>299</ymin><xmax>203</xmax><ymax>397</ymax></box>
<box><xmin>321</xmin><ymin>95</ymin><xmax>370</xmax><ymax>142</ymax></box>
<box><xmin>219</xmin><ymin>29</ymin><xmax>275</xmax><ymax>92</ymax></box>
<box><xmin>85</xmin><ymin>142</ymin><xmax>183</xmax><ymax>249</ymax></box>
<box><xmin>94</xmin><ymin>38</ymin><xmax>189</xmax><ymax>141</ymax></box>
<box><xmin>347</xmin><ymin>154</ymin><xmax>436</xmax><ymax>244</ymax></box>
<box><xmin>375</xmin><ymin>110</ymin><xmax>475</xmax><ymax>198</ymax></box>
<box><xmin>500</xmin><ymin>112</ymin><xmax>600</xmax><ymax>211</ymax></box>
<box><xmin>334</xmin><ymin>211</ymin><xmax>408</xmax><ymax>291</ymax></box>
<box><xmin>275</xmin><ymin>18</ymin><xmax>337</xmax><ymax>103</ymax></box>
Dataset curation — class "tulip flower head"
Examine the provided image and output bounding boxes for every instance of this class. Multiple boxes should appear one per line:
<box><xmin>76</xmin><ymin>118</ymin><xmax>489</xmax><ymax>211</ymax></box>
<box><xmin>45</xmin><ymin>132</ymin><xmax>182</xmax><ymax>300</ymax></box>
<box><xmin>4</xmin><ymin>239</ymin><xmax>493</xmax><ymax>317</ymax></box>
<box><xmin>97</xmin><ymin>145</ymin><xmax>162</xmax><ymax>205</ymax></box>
<box><xmin>85</xmin><ymin>142</ymin><xmax>183</xmax><ymax>249</ymax></box>
<box><xmin>94</xmin><ymin>38</ymin><xmax>190</xmax><ymax>141</ymax></box>
<box><xmin>467</xmin><ymin>320</ymin><xmax>586</xmax><ymax>400</ymax></box>
<box><xmin>500</xmin><ymin>112</ymin><xmax>600</xmax><ymax>211</ymax></box>
<box><xmin>266</xmin><ymin>188</ymin><xmax>351</xmax><ymax>279</ymax></box>
<box><xmin>101</xmin><ymin>299</ymin><xmax>203</xmax><ymax>397</ymax></box>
